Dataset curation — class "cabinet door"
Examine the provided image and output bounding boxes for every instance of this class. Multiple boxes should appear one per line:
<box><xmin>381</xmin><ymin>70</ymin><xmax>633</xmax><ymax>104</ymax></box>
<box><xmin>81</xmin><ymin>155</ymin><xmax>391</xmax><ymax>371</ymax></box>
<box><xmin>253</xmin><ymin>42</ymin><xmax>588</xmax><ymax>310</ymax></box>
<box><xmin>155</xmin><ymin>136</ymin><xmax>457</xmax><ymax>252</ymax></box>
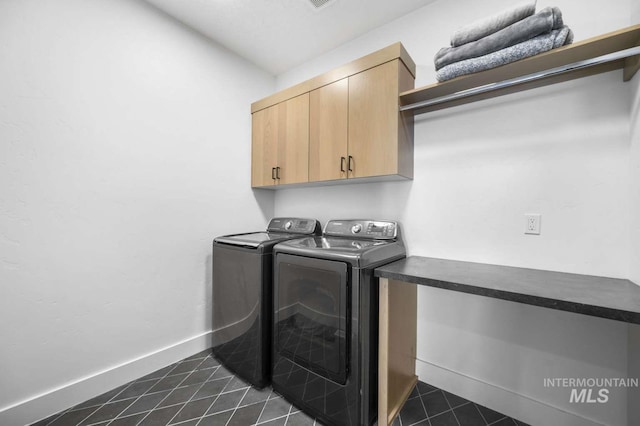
<box><xmin>251</xmin><ymin>105</ymin><xmax>279</xmax><ymax>187</ymax></box>
<box><xmin>348</xmin><ymin>61</ymin><xmax>399</xmax><ymax>178</ymax></box>
<box><xmin>277</xmin><ymin>93</ymin><xmax>310</xmax><ymax>185</ymax></box>
<box><xmin>309</xmin><ymin>79</ymin><xmax>349</xmax><ymax>182</ymax></box>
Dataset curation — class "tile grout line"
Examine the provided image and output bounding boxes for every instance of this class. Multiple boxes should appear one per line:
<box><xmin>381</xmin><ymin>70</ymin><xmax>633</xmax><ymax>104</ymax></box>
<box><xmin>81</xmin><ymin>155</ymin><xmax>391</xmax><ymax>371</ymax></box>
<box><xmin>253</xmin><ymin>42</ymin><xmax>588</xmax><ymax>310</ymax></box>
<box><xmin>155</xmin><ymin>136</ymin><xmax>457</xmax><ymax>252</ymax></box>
<box><xmin>40</xmin><ymin>410</ymin><xmax>67</xmax><ymax>426</ymax></box>
<box><xmin>91</xmin><ymin>395</ymin><xmax>223</xmax><ymax>426</ymax></box>
<box><xmin>89</xmin><ymin>357</ymin><xmax>213</xmax><ymax>426</ymax></box>
<box><xmin>97</xmin><ymin>355</ymin><xmax>211</xmax><ymax>426</ymax></box>
<box><xmin>184</xmin><ymin>369</ymin><xmax>248</xmax><ymax>426</ymax></box>
<box><xmin>487</xmin><ymin>417</ymin><xmax>510</xmax><ymax>426</ymax></box>
<box><xmin>414</xmin><ymin>388</ymin><xmax>432</xmax><ymax>426</ymax></box>
<box><xmin>98</xmin><ymin>383</ymin><xmax>168</xmax><ymax>426</ymax></box>
<box><xmin>255</xmin><ymin>411</ymin><xmax>293</xmax><ymax>425</ymax></box>
<box><xmin>44</xmin><ymin>354</ymin><xmax>526</xmax><ymax>426</ymax></box>
<box><xmin>44</xmin><ymin>382</ymin><xmax>144</xmax><ymax>426</ymax></box>
<box><xmin>67</xmin><ymin>402</ymin><xmax>105</xmax><ymax>426</ymax></box>
<box><xmin>173</xmin><ymin>417</ymin><xmax>205</xmax><ymax>426</ymax></box>
<box><xmin>195</xmin><ymin>384</ymin><xmax>251</xmax><ymax>426</ymax></box>
<box><xmin>39</xmin><ymin>353</ymin><xmax>208</xmax><ymax>426</ymax></box>
<box><xmin>158</xmin><ymin>359</ymin><xmax>224</xmax><ymax>425</ymax></box>
<box><xmin>476</xmin><ymin>405</ymin><xmax>490</xmax><ymax>425</ymax></box>
<box><xmin>253</xmin><ymin>389</ymin><xmax>274</xmax><ymax>426</ymax></box>
<box><xmin>220</xmin><ymin>387</ymin><xmax>254</xmax><ymax>426</ymax></box>
<box><xmin>449</xmin><ymin>408</ymin><xmax>464</xmax><ymax>426</ymax></box>
<box><xmin>283</xmin><ymin>401</ymin><xmax>294</xmax><ymax>425</ymax></box>
<box><xmin>440</xmin><ymin>390</ymin><xmax>462</xmax><ymax>426</ymax></box>
<box><xmin>131</xmin><ymin>358</ymin><xmax>214</xmax><ymax>425</ymax></box>
<box><xmin>134</xmin><ymin>355</ymin><xmax>217</xmax><ymax>425</ymax></box>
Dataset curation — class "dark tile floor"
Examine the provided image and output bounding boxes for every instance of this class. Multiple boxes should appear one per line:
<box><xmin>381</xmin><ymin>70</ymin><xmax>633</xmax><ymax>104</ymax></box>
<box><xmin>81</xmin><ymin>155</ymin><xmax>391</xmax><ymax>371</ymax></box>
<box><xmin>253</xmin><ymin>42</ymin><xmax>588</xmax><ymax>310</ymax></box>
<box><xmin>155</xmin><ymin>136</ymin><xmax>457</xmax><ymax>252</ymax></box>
<box><xmin>392</xmin><ymin>382</ymin><xmax>529</xmax><ymax>426</ymax></box>
<box><xmin>31</xmin><ymin>350</ymin><xmax>528</xmax><ymax>426</ymax></box>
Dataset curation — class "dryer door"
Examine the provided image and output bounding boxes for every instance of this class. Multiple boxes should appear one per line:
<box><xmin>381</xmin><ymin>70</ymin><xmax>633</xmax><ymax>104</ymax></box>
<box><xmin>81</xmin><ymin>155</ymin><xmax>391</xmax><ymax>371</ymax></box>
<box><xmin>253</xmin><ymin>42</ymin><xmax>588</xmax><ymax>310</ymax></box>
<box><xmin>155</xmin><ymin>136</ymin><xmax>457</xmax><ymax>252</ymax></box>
<box><xmin>274</xmin><ymin>253</ymin><xmax>349</xmax><ymax>384</ymax></box>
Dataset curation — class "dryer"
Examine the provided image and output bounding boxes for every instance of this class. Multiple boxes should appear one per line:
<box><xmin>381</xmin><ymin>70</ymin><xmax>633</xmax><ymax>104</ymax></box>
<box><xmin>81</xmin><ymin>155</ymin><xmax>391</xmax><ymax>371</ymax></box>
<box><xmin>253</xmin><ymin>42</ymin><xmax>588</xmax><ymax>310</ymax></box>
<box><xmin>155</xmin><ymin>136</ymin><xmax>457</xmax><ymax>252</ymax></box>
<box><xmin>271</xmin><ymin>219</ymin><xmax>405</xmax><ymax>425</ymax></box>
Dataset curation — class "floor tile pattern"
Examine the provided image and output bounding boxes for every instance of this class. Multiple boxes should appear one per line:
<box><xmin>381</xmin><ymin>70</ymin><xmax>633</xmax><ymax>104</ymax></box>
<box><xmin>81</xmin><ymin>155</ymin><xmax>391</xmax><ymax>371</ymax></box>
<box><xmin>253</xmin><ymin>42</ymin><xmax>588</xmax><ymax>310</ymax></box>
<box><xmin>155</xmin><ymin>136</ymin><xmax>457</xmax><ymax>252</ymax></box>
<box><xmin>391</xmin><ymin>382</ymin><xmax>530</xmax><ymax>426</ymax></box>
<box><xmin>30</xmin><ymin>350</ymin><xmax>528</xmax><ymax>426</ymax></box>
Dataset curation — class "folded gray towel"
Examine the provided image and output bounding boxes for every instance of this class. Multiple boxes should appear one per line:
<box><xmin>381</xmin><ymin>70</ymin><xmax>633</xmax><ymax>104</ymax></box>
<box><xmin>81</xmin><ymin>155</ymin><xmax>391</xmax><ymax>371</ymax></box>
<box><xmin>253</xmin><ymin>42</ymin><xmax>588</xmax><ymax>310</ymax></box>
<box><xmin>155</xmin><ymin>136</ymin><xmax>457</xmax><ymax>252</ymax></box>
<box><xmin>435</xmin><ymin>7</ymin><xmax>564</xmax><ymax>71</ymax></box>
<box><xmin>437</xmin><ymin>26</ymin><xmax>574</xmax><ymax>82</ymax></box>
<box><xmin>451</xmin><ymin>0</ymin><xmax>537</xmax><ymax>47</ymax></box>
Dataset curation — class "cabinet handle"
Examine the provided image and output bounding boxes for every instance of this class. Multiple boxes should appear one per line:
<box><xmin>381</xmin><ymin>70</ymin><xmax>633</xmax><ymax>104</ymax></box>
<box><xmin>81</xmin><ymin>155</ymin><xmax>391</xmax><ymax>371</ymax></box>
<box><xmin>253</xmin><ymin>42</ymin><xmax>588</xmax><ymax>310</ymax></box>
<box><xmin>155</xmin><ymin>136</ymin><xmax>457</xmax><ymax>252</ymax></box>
<box><xmin>276</xmin><ymin>166</ymin><xmax>281</xmax><ymax>180</ymax></box>
<box><xmin>340</xmin><ymin>157</ymin><xmax>346</xmax><ymax>172</ymax></box>
<box><xmin>272</xmin><ymin>167</ymin><xmax>276</xmax><ymax>180</ymax></box>
<box><xmin>348</xmin><ymin>156</ymin><xmax>354</xmax><ymax>172</ymax></box>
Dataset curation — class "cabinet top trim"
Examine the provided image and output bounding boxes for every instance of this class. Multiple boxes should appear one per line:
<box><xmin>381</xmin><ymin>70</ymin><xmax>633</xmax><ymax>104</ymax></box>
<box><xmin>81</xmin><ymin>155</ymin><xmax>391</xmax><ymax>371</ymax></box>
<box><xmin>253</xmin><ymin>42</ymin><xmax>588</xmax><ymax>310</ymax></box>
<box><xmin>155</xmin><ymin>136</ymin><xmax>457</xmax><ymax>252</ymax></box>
<box><xmin>251</xmin><ymin>42</ymin><xmax>416</xmax><ymax>113</ymax></box>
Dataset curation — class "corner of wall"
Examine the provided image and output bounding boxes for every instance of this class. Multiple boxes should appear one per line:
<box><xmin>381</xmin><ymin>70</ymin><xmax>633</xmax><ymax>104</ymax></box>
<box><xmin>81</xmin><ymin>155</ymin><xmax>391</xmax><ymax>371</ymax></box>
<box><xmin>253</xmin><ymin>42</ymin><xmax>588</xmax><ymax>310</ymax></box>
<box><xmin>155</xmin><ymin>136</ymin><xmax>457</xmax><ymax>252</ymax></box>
<box><xmin>630</xmin><ymin>71</ymin><xmax>640</xmax><ymax>285</ymax></box>
<box><xmin>629</xmin><ymin>66</ymin><xmax>640</xmax><ymax>426</ymax></box>
<box><xmin>0</xmin><ymin>332</ymin><xmax>211</xmax><ymax>426</ymax></box>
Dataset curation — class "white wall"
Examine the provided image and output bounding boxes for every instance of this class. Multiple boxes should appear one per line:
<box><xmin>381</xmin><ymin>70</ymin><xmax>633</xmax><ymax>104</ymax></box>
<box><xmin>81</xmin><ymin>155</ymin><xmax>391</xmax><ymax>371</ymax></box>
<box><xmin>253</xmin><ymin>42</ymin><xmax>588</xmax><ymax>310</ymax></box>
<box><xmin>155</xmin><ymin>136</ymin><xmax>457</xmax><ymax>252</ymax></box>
<box><xmin>628</xmin><ymin>6</ymin><xmax>640</xmax><ymax>420</ymax></box>
<box><xmin>630</xmin><ymin>5</ymin><xmax>640</xmax><ymax>290</ymax></box>
<box><xmin>0</xmin><ymin>0</ymin><xmax>275</xmax><ymax>423</ymax></box>
<box><xmin>273</xmin><ymin>0</ymin><xmax>636</xmax><ymax>425</ymax></box>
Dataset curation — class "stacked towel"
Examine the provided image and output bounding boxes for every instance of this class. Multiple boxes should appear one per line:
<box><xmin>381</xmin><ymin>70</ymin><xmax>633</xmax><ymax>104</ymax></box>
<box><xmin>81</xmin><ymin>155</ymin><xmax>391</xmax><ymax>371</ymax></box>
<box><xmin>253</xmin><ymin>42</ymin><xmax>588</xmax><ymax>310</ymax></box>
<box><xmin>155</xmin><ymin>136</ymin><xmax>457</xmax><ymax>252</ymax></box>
<box><xmin>435</xmin><ymin>1</ymin><xmax>573</xmax><ymax>82</ymax></box>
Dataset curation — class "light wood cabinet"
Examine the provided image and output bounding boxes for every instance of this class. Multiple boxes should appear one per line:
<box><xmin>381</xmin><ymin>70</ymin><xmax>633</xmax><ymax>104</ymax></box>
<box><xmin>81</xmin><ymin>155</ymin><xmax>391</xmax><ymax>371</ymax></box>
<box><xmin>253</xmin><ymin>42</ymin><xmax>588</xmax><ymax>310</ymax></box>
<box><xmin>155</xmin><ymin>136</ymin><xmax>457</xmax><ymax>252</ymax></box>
<box><xmin>309</xmin><ymin>79</ymin><xmax>349</xmax><ymax>182</ymax></box>
<box><xmin>251</xmin><ymin>43</ymin><xmax>415</xmax><ymax>188</ymax></box>
<box><xmin>378</xmin><ymin>278</ymin><xmax>418</xmax><ymax>426</ymax></box>
<box><xmin>348</xmin><ymin>60</ymin><xmax>414</xmax><ymax>179</ymax></box>
<box><xmin>309</xmin><ymin>60</ymin><xmax>414</xmax><ymax>182</ymax></box>
<box><xmin>251</xmin><ymin>104</ymin><xmax>278</xmax><ymax>187</ymax></box>
<box><xmin>251</xmin><ymin>93</ymin><xmax>309</xmax><ymax>187</ymax></box>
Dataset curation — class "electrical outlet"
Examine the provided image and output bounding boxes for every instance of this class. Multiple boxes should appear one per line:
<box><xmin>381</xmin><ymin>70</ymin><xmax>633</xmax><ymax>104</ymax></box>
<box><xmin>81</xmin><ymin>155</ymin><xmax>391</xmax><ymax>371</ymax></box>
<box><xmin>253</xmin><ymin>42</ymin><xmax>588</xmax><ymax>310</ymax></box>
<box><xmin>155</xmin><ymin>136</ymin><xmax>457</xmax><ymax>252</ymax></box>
<box><xmin>525</xmin><ymin>214</ymin><xmax>541</xmax><ymax>235</ymax></box>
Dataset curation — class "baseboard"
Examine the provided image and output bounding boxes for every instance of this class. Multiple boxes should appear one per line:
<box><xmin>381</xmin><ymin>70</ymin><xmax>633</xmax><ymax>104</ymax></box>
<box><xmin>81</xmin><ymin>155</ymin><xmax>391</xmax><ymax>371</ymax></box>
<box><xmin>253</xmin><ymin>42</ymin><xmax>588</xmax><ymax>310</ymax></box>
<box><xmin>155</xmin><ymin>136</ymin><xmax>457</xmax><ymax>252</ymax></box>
<box><xmin>0</xmin><ymin>331</ymin><xmax>212</xmax><ymax>426</ymax></box>
<box><xmin>415</xmin><ymin>358</ymin><xmax>604</xmax><ymax>426</ymax></box>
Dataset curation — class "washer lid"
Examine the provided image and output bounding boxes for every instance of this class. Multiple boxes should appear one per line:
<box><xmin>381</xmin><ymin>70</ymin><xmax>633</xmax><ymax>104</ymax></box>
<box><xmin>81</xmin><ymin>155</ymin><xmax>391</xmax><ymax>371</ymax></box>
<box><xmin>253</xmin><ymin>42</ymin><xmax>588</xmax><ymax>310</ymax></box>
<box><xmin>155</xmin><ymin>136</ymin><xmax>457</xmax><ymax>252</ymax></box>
<box><xmin>214</xmin><ymin>232</ymin><xmax>294</xmax><ymax>248</ymax></box>
<box><xmin>215</xmin><ymin>218</ymin><xmax>321</xmax><ymax>249</ymax></box>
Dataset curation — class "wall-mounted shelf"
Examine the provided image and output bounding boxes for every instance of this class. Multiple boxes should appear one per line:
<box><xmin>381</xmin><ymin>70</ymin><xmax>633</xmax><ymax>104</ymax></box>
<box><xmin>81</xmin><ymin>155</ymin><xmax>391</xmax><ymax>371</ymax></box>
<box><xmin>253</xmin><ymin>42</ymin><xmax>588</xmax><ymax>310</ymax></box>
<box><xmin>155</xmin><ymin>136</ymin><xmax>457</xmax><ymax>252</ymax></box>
<box><xmin>375</xmin><ymin>257</ymin><xmax>640</xmax><ymax>324</ymax></box>
<box><xmin>400</xmin><ymin>25</ymin><xmax>640</xmax><ymax>115</ymax></box>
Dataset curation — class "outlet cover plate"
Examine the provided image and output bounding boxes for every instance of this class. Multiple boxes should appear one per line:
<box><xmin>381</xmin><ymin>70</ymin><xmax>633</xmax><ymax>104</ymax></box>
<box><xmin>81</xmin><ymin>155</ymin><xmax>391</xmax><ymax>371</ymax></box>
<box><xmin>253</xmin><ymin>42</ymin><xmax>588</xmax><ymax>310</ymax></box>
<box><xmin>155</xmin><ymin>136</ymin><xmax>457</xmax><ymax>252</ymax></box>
<box><xmin>525</xmin><ymin>214</ymin><xmax>541</xmax><ymax>235</ymax></box>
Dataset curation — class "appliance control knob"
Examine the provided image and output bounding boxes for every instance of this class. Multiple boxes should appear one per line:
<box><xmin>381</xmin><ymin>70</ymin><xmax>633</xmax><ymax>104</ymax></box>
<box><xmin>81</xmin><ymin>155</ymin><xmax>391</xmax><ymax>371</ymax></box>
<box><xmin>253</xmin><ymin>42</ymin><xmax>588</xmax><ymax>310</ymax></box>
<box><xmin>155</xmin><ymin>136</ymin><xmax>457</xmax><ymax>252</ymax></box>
<box><xmin>351</xmin><ymin>224</ymin><xmax>362</xmax><ymax>234</ymax></box>
<box><xmin>285</xmin><ymin>221</ymin><xmax>293</xmax><ymax>230</ymax></box>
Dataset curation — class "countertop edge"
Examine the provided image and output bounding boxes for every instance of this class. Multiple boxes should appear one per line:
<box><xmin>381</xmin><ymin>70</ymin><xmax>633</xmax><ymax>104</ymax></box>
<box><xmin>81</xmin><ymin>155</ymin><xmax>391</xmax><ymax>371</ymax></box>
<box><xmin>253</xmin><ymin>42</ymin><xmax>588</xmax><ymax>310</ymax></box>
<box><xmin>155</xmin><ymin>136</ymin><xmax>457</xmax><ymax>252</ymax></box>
<box><xmin>374</xmin><ymin>257</ymin><xmax>640</xmax><ymax>325</ymax></box>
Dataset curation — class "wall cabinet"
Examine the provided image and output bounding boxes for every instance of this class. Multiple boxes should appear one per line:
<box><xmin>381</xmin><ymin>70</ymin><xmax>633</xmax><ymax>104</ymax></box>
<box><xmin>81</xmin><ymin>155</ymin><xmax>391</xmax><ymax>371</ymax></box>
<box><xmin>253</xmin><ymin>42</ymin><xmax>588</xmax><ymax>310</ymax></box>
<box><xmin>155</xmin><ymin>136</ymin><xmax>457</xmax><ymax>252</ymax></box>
<box><xmin>251</xmin><ymin>43</ymin><xmax>415</xmax><ymax>189</ymax></box>
<box><xmin>309</xmin><ymin>79</ymin><xmax>348</xmax><ymax>182</ymax></box>
<box><xmin>251</xmin><ymin>93</ymin><xmax>309</xmax><ymax>187</ymax></box>
<box><xmin>347</xmin><ymin>60</ymin><xmax>414</xmax><ymax>180</ymax></box>
<box><xmin>308</xmin><ymin>60</ymin><xmax>415</xmax><ymax>183</ymax></box>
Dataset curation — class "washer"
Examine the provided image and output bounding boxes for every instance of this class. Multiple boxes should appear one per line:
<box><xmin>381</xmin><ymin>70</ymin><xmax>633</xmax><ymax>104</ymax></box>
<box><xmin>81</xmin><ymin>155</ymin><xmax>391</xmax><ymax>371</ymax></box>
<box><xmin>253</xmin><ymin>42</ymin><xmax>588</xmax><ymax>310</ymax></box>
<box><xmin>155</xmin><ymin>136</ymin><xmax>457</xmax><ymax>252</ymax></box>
<box><xmin>212</xmin><ymin>218</ymin><xmax>321</xmax><ymax>388</ymax></box>
<box><xmin>271</xmin><ymin>219</ymin><xmax>406</xmax><ymax>426</ymax></box>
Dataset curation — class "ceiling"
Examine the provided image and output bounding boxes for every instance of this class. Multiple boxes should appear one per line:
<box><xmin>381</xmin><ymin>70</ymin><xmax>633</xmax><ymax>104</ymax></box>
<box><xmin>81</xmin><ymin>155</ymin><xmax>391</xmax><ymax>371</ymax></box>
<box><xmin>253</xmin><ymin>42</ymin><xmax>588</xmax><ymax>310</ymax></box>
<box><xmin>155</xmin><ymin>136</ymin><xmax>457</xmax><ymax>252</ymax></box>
<box><xmin>145</xmin><ymin>0</ymin><xmax>435</xmax><ymax>75</ymax></box>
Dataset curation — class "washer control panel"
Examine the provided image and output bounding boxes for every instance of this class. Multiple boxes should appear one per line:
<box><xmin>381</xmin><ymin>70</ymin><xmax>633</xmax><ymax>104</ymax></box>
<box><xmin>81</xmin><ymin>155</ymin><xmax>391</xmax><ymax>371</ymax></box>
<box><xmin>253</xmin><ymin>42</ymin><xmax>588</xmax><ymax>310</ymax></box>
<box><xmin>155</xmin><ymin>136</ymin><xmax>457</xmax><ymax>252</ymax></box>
<box><xmin>267</xmin><ymin>218</ymin><xmax>320</xmax><ymax>234</ymax></box>
<box><xmin>324</xmin><ymin>220</ymin><xmax>398</xmax><ymax>239</ymax></box>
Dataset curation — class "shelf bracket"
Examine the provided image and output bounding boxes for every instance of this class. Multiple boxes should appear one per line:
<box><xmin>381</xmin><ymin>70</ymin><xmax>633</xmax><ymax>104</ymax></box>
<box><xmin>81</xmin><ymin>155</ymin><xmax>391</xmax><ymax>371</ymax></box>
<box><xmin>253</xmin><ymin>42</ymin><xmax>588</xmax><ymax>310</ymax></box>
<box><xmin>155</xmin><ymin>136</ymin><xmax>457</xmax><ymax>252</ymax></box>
<box><xmin>623</xmin><ymin>40</ymin><xmax>640</xmax><ymax>81</ymax></box>
<box><xmin>400</xmin><ymin>46</ymin><xmax>640</xmax><ymax>113</ymax></box>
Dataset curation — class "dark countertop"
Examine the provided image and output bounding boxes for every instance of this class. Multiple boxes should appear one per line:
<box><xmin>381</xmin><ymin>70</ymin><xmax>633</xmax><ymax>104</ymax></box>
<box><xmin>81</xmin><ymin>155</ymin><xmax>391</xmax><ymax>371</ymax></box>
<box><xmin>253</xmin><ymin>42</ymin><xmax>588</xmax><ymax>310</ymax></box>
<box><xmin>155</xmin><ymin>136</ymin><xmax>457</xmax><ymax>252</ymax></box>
<box><xmin>374</xmin><ymin>256</ymin><xmax>640</xmax><ymax>324</ymax></box>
